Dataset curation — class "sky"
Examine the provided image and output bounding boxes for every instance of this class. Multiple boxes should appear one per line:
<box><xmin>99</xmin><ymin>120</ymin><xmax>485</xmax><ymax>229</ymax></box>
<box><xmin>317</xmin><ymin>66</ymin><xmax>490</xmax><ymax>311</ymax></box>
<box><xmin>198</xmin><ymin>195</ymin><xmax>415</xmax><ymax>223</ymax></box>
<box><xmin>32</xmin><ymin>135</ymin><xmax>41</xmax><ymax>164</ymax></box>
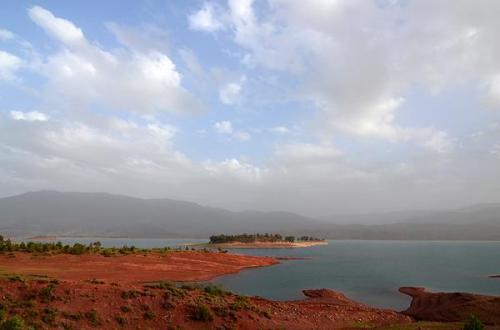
<box><xmin>1</xmin><ymin>0</ymin><xmax>500</xmax><ymax>217</ymax></box>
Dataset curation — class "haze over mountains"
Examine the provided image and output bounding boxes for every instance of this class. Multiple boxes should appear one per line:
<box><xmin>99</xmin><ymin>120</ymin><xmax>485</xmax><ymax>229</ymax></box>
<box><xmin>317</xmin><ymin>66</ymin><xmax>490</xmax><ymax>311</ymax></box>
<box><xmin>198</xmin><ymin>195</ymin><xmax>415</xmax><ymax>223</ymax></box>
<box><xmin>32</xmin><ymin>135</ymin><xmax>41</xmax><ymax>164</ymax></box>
<box><xmin>1</xmin><ymin>191</ymin><xmax>500</xmax><ymax>240</ymax></box>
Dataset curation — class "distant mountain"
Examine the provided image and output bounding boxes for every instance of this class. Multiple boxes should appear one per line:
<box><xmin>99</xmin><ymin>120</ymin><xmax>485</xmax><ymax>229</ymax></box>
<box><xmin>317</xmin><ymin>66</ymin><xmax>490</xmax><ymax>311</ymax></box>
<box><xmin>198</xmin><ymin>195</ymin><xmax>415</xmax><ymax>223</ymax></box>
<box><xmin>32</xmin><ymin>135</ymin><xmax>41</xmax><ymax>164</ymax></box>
<box><xmin>1</xmin><ymin>191</ymin><xmax>500</xmax><ymax>240</ymax></box>
<box><xmin>0</xmin><ymin>191</ymin><xmax>319</xmax><ymax>238</ymax></box>
<box><xmin>322</xmin><ymin>203</ymin><xmax>500</xmax><ymax>225</ymax></box>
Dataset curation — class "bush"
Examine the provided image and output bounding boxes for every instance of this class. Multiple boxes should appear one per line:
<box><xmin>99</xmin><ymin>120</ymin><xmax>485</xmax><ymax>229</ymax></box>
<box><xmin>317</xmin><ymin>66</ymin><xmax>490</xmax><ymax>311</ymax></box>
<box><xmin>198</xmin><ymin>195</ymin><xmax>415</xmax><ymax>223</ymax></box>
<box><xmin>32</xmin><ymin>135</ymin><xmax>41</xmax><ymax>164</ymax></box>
<box><xmin>115</xmin><ymin>315</ymin><xmax>126</xmax><ymax>326</ymax></box>
<box><xmin>191</xmin><ymin>304</ymin><xmax>213</xmax><ymax>322</ymax></box>
<box><xmin>41</xmin><ymin>308</ymin><xmax>58</xmax><ymax>325</ymax></box>
<box><xmin>85</xmin><ymin>310</ymin><xmax>102</xmax><ymax>327</ymax></box>
<box><xmin>39</xmin><ymin>284</ymin><xmax>57</xmax><ymax>302</ymax></box>
<box><xmin>120</xmin><ymin>305</ymin><xmax>131</xmax><ymax>313</ymax></box>
<box><xmin>204</xmin><ymin>284</ymin><xmax>226</xmax><ymax>296</ymax></box>
<box><xmin>231</xmin><ymin>296</ymin><xmax>251</xmax><ymax>311</ymax></box>
<box><xmin>0</xmin><ymin>316</ymin><xmax>25</xmax><ymax>330</ymax></box>
<box><xmin>463</xmin><ymin>314</ymin><xmax>484</xmax><ymax>330</ymax></box>
<box><xmin>143</xmin><ymin>311</ymin><xmax>155</xmax><ymax>320</ymax></box>
<box><xmin>121</xmin><ymin>290</ymin><xmax>140</xmax><ymax>299</ymax></box>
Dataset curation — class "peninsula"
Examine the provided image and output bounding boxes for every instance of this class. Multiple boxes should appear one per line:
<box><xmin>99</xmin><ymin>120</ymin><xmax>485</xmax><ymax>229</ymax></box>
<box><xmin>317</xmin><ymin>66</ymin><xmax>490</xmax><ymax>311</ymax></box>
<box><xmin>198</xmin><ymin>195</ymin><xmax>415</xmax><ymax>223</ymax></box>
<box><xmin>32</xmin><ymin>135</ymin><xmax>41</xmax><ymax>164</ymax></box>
<box><xmin>205</xmin><ymin>233</ymin><xmax>328</xmax><ymax>249</ymax></box>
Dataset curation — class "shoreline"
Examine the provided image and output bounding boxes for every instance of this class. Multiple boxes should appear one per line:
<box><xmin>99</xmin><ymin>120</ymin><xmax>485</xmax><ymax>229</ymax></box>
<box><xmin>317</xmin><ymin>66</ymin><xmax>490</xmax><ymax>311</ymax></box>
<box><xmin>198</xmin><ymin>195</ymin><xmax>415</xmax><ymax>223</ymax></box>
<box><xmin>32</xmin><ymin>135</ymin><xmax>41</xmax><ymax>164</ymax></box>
<box><xmin>0</xmin><ymin>250</ymin><xmax>499</xmax><ymax>328</ymax></box>
<box><xmin>0</xmin><ymin>250</ymin><xmax>279</xmax><ymax>283</ymax></box>
<box><xmin>199</xmin><ymin>240</ymin><xmax>328</xmax><ymax>249</ymax></box>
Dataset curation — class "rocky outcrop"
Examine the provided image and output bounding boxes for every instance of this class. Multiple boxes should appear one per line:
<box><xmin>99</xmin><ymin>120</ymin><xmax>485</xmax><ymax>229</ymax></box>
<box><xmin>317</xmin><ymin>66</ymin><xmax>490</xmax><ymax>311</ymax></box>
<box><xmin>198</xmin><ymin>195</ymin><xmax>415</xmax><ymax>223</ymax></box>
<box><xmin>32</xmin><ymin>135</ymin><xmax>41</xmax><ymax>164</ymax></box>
<box><xmin>400</xmin><ymin>287</ymin><xmax>500</xmax><ymax>325</ymax></box>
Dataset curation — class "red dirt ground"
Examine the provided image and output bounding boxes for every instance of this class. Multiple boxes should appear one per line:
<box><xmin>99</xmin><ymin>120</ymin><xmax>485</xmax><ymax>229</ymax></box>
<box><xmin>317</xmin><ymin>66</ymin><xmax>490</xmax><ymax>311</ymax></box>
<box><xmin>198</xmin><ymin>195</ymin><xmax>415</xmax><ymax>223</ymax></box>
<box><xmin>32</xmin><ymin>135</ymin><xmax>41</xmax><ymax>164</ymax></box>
<box><xmin>0</xmin><ymin>250</ymin><xmax>278</xmax><ymax>283</ymax></box>
<box><xmin>0</xmin><ymin>278</ymin><xmax>411</xmax><ymax>329</ymax></box>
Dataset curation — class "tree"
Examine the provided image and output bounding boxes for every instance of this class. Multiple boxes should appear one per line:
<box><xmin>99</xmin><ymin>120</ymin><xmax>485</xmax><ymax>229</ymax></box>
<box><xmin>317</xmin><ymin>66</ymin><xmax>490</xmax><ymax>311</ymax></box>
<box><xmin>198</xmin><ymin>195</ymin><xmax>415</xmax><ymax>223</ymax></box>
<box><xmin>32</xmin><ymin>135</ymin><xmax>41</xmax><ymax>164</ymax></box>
<box><xmin>284</xmin><ymin>236</ymin><xmax>295</xmax><ymax>242</ymax></box>
<box><xmin>463</xmin><ymin>314</ymin><xmax>484</xmax><ymax>330</ymax></box>
<box><xmin>0</xmin><ymin>316</ymin><xmax>25</xmax><ymax>330</ymax></box>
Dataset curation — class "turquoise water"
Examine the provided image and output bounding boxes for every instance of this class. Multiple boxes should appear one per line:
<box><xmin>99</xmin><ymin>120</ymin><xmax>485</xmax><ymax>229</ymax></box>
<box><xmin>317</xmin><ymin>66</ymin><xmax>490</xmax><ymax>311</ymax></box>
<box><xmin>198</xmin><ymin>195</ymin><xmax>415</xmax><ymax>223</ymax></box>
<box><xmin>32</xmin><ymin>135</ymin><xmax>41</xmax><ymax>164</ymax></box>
<box><xmin>39</xmin><ymin>238</ymin><xmax>500</xmax><ymax>310</ymax></box>
<box><xmin>213</xmin><ymin>240</ymin><xmax>500</xmax><ymax>310</ymax></box>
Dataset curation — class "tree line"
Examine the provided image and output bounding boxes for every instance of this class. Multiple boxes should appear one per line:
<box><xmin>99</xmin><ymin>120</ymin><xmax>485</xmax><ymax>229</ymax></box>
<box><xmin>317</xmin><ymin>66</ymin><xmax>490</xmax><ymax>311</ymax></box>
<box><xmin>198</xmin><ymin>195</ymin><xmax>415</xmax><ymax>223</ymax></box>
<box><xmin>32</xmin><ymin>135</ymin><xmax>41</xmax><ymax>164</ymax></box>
<box><xmin>0</xmin><ymin>234</ymin><xmax>170</xmax><ymax>255</ymax></box>
<box><xmin>209</xmin><ymin>233</ymin><xmax>324</xmax><ymax>244</ymax></box>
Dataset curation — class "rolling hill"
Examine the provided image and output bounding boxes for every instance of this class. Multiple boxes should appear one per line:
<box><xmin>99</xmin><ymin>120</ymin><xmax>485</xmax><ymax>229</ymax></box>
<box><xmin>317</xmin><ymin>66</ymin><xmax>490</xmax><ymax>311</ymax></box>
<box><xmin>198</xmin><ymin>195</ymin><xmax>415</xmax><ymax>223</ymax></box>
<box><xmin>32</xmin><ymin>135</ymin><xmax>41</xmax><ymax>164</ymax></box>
<box><xmin>1</xmin><ymin>191</ymin><xmax>500</xmax><ymax>240</ymax></box>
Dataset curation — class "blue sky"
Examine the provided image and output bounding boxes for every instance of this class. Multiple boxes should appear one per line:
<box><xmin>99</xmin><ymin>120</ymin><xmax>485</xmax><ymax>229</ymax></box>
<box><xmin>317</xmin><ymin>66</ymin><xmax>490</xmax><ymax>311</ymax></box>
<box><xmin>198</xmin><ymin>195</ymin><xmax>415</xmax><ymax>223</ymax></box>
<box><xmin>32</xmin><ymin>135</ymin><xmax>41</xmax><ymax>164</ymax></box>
<box><xmin>1</xmin><ymin>0</ymin><xmax>500</xmax><ymax>216</ymax></box>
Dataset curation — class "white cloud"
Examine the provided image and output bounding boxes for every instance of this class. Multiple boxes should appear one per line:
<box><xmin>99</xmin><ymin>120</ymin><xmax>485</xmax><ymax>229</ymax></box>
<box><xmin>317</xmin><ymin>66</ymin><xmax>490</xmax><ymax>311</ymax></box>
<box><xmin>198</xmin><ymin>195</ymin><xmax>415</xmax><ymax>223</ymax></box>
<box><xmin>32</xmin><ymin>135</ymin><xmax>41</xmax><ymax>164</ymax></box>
<box><xmin>275</xmin><ymin>143</ymin><xmax>340</xmax><ymax>163</ymax></box>
<box><xmin>192</xmin><ymin>0</ymin><xmax>500</xmax><ymax>150</ymax></box>
<box><xmin>421</xmin><ymin>129</ymin><xmax>455</xmax><ymax>154</ymax></box>
<box><xmin>271</xmin><ymin>126</ymin><xmax>290</xmax><ymax>134</ymax></box>
<box><xmin>214</xmin><ymin>120</ymin><xmax>233</xmax><ymax>134</ymax></box>
<box><xmin>213</xmin><ymin>121</ymin><xmax>251</xmax><ymax>142</ymax></box>
<box><xmin>204</xmin><ymin>158</ymin><xmax>263</xmax><ymax>182</ymax></box>
<box><xmin>233</xmin><ymin>131</ymin><xmax>251</xmax><ymax>141</ymax></box>
<box><xmin>10</xmin><ymin>111</ymin><xmax>49</xmax><ymax>122</ymax></box>
<box><xmin>28</xmin><ymin>6</ymin><xmax>85</xmax><ymax>46</ymax></box>
<box><xmin>485</xmin><ymin>74</ymin><xmax>500</xmax><ymax>108</ymax></box>
<box><xmin>0</xmin><ymin>50</ymin><xmax>22</xmax><ymax>80</ymax></box>
<box><xmin>0</xmin><ymin>29</ymin><xmax>14</xmax><ymax>40</ymax></box>
<box><xmin>188</xmin><ymin>3</ymin><xmax>223</xmax><ymax>32</ymax></box>
<box><xmin>219</xmin><ymin>81</ymin><xmax>243</xmax><ymax>105</ymax></box>
<box><xmin>28</xmin><ymin>6</ymin><xmax>200</xmax><ymax>115</ymax></box>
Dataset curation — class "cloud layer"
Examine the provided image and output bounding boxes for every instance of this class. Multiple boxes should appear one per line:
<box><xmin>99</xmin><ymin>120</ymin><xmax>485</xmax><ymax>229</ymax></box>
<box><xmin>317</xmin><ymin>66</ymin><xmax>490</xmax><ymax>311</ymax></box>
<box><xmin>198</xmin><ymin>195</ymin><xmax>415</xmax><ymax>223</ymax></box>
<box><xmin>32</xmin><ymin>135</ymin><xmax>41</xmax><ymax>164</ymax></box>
<box><xmin>1</xmin><ymin>2</ymin><xmax>500</xmax><ymax>217</ymax></box>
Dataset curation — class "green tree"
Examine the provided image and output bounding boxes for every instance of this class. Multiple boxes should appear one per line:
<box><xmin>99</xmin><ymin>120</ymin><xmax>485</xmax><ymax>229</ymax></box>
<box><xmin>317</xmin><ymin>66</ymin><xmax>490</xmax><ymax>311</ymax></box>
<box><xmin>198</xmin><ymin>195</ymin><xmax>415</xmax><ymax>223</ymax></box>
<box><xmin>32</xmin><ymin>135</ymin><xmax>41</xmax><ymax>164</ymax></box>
<box><xmin>463</xmin><ymin>314</ymin><xmax>484</xmax><ymax>330</ymax></box>
<box><xmin>0</xmin><ymin>316</ymin><xmax>25</xmax><ymax>330</ymax></box>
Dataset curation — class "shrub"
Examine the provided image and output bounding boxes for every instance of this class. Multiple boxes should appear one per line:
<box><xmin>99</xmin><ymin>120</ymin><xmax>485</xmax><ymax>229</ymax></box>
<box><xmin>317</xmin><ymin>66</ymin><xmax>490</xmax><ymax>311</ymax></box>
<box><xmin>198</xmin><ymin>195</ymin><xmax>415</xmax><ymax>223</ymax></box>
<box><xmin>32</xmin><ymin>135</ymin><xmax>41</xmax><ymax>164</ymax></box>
<box><xmin>181</xmin><ymin>283</ymin><xmax>199</xmax><ymax>291</ymax></box>
<box><xmin>213</xmin><ymin>306</ymin><xmax>229</xmax><ymax>317</ymax></box>
<box><xmin>61</xmin><ymin>311</ymin><xmax>82</xmax><ymax>321</ymax></box>
<box><xmin>0</xmin><ymin>310</ymin><xmax>5</xmax><ymax>322</ymax></box>
<box><xmin>120</xmin><ymin>305</ymin><xmax>131</xmax><ymax>313</ymax></box>
<box><xmin>203</xmin><ymin>285</ymin><xmax>226</xmax><ymax>296</ymax></box>
<box><xmin>143</xmin><ymin>311</ymin><xmax>155</xmax><ymax>320</ymax></box>
<box><xmin>121</xmin><ymin>290</ymin><xmax>140</xmax><ymax>299</ymax></box>
<box><xmin>463</xmin><ymin>314</ymin><xmax>484</xmax><ymax>330</ymax></box>
<box><xmin>0</xmin><ymin>316</ymin><xmax>25</xmax><ymax>330</ymax></box>
<box><xmin>39</xmin><ymin>284</ymin><xmax>57</xmax><ymax>302</ymax></box>
<box><xmin>231</xmin><ymin>296</ymin><xmax>251</xmax><ymax>311</ymax></box>
<box><xmin>85</xmin><ymin>310</ymin><xmax>102</xmax><ymax>327</ymax></box>
<box><xmin>41</xmin><ymin>308</ymin><xmax>58</xmax><ymax>325</ymax></box>
<box><xmin>162</xmin><ymin>301</ymin><xmax>174</xmax><ymax>310</ymax></box>
<box><xmin>191</xmin><ymin>304</ymin><xmax>213</xmax><ymax>322</ymax></box>
<box><xmin>115</xmin><ymin>315</ymin><xmax>127</xmax><ymax>326</ymax></box>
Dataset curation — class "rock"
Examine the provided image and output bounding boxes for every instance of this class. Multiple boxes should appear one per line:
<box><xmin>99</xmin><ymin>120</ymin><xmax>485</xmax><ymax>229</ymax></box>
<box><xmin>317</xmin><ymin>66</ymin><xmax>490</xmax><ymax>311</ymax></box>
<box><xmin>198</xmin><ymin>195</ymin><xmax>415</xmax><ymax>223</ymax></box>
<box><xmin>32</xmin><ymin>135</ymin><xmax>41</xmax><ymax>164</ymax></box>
<box><xmin>399</xmin><ymin>287</ymin><xmax>500</xmax><ymax>325</ymax></box>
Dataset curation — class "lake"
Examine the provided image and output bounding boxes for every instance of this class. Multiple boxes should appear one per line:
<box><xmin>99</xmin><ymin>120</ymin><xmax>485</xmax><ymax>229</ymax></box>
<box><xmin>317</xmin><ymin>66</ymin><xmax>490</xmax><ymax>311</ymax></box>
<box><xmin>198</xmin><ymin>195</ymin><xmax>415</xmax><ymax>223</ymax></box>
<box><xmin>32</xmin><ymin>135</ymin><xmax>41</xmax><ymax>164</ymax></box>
<box><xmin>47</xmin><ymin>238</ymin><xmax>500</xmax><ymax>310</ymax></box>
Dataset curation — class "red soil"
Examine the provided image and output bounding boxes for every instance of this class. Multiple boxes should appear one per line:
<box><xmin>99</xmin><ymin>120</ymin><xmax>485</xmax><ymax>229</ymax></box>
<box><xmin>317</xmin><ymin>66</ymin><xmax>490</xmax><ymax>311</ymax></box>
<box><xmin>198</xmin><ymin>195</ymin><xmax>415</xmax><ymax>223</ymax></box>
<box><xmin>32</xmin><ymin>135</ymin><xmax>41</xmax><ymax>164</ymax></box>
<box><xmin>0</xmin><ymin>279</ymin><xmax>411</xmax><ymax>329</ymax></box>
<box><xmin>400</xmin><ymin>287</ymin><xmax>500</xmax><ymax>325</ymax></box>
<box><xmin>0</xmin><ymin>251</ymin><xmax>278</xmax><ymax>283</ymax></box>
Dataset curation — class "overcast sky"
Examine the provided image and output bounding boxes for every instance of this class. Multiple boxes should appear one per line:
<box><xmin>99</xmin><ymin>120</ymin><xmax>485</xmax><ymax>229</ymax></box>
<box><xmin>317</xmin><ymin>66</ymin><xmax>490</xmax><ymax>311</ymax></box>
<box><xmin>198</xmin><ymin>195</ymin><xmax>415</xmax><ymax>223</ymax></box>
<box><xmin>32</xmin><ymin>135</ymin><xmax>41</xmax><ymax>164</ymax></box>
<box><xmin>1</xmin><ymin>0</ymin><xmax>500</xmax><ymax>217</ymax></box>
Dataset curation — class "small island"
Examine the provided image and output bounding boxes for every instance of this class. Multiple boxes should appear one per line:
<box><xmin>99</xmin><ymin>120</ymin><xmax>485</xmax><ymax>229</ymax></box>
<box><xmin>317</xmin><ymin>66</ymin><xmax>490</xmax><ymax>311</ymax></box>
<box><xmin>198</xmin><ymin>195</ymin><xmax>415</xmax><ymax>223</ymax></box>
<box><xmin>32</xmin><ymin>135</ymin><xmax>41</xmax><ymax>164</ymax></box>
<box><xmin>206</xmin><ymin>233</ymin><xmax>328</xmax><ymax>249</ymax></box>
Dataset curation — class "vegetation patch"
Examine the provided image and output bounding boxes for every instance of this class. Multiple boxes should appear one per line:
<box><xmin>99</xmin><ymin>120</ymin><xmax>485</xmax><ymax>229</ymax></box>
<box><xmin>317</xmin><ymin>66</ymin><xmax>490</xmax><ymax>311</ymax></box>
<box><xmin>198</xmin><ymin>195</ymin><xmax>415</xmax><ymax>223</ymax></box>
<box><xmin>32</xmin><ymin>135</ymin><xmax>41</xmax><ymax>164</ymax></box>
<box><xmin>115</xmin><ymin>315</ymin><xmax>127</xmax><ymax>326</ymax></box>
<box><xmin>143</xmin><ymin>311</ymin><xmax>156</xmax><ymax>320</ymax></box>
<box><xmin>120</xmin><ymin>305</ymin><xmax>131</xmax><ymax>313</ymax></box>
<box><xmin>121</xmin><ymin>290</ymin><xmax>141</xmax><ymax>299</ymax></box>
<box><xmin>190</xmin><ymin>303</ymin><xmax>213</xmax><ymax>322</ymax></box>
<box><xmin>39</xmin><ymin>283</ymin><xmax>57</xmax><ymax>302</ymax></box>
<box><xmin>209</xmin><ymin>233</ymin><xmax>324</xmax><ymax>244</ymax></box>
<box><xmin>41</xmin><ymin>307</ymin><xmax>58</xmax><ymax>325</ymax></box>
<box><xmin>463</xmin><ymin>315</ymin><xmax>484</xmax><ymax>330</ymax></box>
<box><xmin>203</xmin><ymin>284</ymin><xmax>228</xmax><ymax>297</ymax></box>
<box><xmin>84</xmin><ymin>309</ymin><xmax>102</xmax><ymax>327</ymax></box>
<box><xmin>0</xmin><ymin>315</ymin><xmax>25</xmax><ymax>330</ymax></box>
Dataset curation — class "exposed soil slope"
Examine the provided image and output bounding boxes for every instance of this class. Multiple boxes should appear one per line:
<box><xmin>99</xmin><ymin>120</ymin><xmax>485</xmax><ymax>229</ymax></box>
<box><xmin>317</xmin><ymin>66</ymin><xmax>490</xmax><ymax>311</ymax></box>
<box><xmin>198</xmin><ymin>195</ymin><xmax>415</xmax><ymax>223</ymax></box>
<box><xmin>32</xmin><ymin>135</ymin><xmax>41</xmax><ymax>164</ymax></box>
<box><xmin>0</xmin><ymin>251</ymin><xmax>278</xmax><ymax>282</ymax></box>
<box><xmin>400</xmin><ymin>287</ymin><xmax>500</xmax><ymax>325</ymax></box>
<box><xmin>0</xmin><ymin>279</ymin><xmax>411</xmax><ymax>329</ymax></box>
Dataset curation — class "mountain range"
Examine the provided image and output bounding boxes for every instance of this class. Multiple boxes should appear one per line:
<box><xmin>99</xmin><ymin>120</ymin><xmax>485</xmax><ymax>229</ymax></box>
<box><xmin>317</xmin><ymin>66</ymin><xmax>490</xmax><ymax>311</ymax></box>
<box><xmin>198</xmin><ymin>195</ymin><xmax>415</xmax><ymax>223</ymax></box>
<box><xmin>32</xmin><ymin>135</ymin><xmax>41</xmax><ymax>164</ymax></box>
<box><xmin>1</xmin><ymin>191</ymin><xmax>500</xmax><ymax>240</ymax></box>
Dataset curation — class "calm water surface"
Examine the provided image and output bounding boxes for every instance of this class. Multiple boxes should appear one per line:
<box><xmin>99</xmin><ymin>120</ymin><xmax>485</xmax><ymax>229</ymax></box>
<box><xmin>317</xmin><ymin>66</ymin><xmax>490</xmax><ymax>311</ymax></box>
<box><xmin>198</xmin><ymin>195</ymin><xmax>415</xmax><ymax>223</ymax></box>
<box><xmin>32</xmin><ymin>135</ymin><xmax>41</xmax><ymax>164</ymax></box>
<box><xmin>42</xmin><ymin>238</ymin><xmax>500</xmax><ymax>310</ymax></box>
